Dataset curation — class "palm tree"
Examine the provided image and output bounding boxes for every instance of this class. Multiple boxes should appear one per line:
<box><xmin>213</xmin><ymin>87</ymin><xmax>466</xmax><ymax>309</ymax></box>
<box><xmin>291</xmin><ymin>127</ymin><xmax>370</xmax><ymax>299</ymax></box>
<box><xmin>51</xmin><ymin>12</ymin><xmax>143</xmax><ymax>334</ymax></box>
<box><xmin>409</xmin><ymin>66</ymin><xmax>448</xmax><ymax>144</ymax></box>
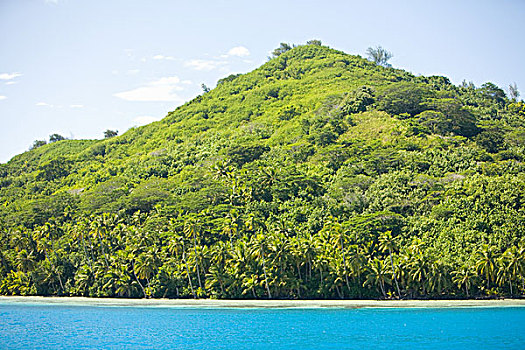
<box><xmin>229</xmin><ymin>239</ymin><xmax>257</xmax><ymax>297</ymax></box>
<box><xmin>428</xmin><ymin>259</ymin><xmax>450</xmax><ymax>296</ymax></box>
<box><xmin>181</xmin><ymin>249</ymin><xmax>196</xmax><ymax>298</ymax></box>
<box><xmin>363</xmin><ymin>258</ymin><xmax>390</xmax><ymax>298</ymax></box>
<box><xmin>213</xmin><ymin>161</ymin><xmax>235</xmax><ymax>181</ymax></box>
<box><xmin>133</xmin><ymin>251</ymin><xmax>159</xmax><ymax>298</ymax></box>
<box><xmin>40</xmin><ymin>256</ymin><xmax>65</xmax><ymax>295</ymax></box>
<box><xmin>168</xmin><ymin>230</ymin><xmax>196</xmax><ymax>298</ymax></box>
<box><xmin>241</xmin><ymin>274</ymin><xmax>259</xmax><ymax>298</ymax></box>
<box><xmin>379</xmin><ymin>231</ymin><xmax>401</xmax><ymax>298</ymax></box>
<box><xmin>327</xmin><ymin>257</ymin><xmax>346</xmax><ymax>299</ymax></box>
<box><xmin>516</xmin><ymin>245</ymin><xmax>525</xmax><ymax>294</ymax></box>
<box><xmin>475</xmin><ymin>244</ymin><xmax>498</xmax><ymax>290</ymax></box>
<box><xmin>14</xmin><ymin>249</ymin><xmax>37</xmax><ymax>273</ymax></box>
<box><xmin>71</xmin><ymin>220</ymin><xmax>94</xmax><ymax>269</ymax></box>
<box><xmin>90</xmin><ymin>218</ymin><xmax>109</xmax><ymax>268</ymax></box>
<box><xmin>222</xmin><ymin>209</ymin><xmax>240</xmax><ymax>247</ymax></box>
<box><xmin>408</xmin><ymin>252</ymin><xmax>431</xmax><ymax>297</ymax></box>
<box><xmin>348</xmin><ymin>244</ymin><xmax>366</xmax><ymax>298</ymax></box>
<box><xmin>32</xmin><ymin>225</ymin><xmax>52</xmax><ymax>259</ymax></box>
<box><xmin>323</xmin><ymin>218</ymin><xmax>351</xmax><ymax>295</ymax></box>
<box><xmin>251</xmin><ymin>233</ymin><xmax>272</xmax><ymax>299</ymax></box>
<box><xmin>452</xmin><ymin>265</ymin><xmax>475</xmax><ymax>297</ymax></box>
<box><xmin>74</xmin><ymin>264</ymin><xmax>93</xmax><ymax>296</ymax></box>
<box><xmin>497</xmin><ymin>247</ymin><xmax>521</xmax><ymax>296</ymax></box>
<box><xmin>289</xmin><ymin>236</ymin><xmax>302</xmax><ymax>280</ymax></box>
<box><xmin>268</xmin><ymin>232</ymin><xmax>290</xmax><ymax>277</ymax></box>
<box><xmin>111</xmin><ymin>260</ymin><xmax>138</xmax><ymax>298</ymax></box>
<box><xmin>302</xmin><ymin>234</ymin><xmax>318</xmax><ymax>283</ymax></box>
<box><xmin>205</xmin><ymin>265</ymin><xmax>228</xmax><ymax>297</ymax></box>
<box><xmin>184</xmin><ymin>215</ymin><xmax>204</xmax><ymax>290</ymax></box>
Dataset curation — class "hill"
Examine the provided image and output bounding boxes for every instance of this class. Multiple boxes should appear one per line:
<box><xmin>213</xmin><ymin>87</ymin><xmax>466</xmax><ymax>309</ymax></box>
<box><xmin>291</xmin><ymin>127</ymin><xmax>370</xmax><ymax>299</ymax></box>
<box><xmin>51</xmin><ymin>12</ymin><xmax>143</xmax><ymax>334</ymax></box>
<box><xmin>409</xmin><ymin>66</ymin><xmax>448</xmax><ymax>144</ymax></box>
<box><xmin>1</xmin><ymin>43</ymin><xmax>525</xmax><ymax>299</ymax></box>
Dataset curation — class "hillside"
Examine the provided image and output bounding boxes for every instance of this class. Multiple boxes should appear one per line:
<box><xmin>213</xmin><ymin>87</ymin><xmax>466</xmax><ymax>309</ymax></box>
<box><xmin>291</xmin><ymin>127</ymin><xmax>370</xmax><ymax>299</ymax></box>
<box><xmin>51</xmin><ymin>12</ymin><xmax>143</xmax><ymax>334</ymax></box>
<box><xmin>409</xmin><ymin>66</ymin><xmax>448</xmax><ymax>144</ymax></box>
<box><xmin>1</xmin><ymin>43</ymin><xmax>525</xmax><ymax>299</ymax></box>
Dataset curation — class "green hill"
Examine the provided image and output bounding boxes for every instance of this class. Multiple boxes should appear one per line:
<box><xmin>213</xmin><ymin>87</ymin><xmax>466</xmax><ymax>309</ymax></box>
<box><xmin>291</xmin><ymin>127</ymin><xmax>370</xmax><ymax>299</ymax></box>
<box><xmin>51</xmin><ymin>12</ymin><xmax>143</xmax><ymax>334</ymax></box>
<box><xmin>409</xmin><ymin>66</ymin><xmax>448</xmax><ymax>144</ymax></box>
<box><xmin>1</xmin><ymin>43</ymin><xmax>525</xmax><ymax>299</ymax></box>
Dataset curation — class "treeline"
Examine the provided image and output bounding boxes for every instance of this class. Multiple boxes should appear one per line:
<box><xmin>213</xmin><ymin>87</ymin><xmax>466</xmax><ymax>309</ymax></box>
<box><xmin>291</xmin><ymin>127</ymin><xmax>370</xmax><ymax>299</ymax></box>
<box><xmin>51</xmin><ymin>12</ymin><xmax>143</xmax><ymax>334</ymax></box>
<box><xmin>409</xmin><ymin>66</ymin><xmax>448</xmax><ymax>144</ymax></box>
<box><xmin>1</xmin><ymin>170</ymin><xmax>525</xmax><ymax>299</ymax></box>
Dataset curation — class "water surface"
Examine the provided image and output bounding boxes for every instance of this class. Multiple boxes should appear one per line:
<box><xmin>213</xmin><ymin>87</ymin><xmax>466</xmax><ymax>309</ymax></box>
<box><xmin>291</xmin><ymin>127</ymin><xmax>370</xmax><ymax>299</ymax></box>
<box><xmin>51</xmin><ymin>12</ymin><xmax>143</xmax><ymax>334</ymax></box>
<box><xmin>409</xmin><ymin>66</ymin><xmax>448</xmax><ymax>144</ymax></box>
<box><xmin>1</xmin><ymin>302</ymin><xmax>524</xmax><ymax>349</ymax></box>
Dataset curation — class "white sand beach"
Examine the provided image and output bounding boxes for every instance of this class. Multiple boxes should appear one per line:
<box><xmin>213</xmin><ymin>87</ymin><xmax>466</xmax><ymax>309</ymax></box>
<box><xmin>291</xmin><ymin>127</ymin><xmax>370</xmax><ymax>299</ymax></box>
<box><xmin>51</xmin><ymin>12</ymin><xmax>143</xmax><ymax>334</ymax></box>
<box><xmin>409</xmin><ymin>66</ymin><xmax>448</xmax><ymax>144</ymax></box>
<box><xmin>1</xmin><ymin>296</ymin><xmax>525</xmax><ymax>308</ymax></box>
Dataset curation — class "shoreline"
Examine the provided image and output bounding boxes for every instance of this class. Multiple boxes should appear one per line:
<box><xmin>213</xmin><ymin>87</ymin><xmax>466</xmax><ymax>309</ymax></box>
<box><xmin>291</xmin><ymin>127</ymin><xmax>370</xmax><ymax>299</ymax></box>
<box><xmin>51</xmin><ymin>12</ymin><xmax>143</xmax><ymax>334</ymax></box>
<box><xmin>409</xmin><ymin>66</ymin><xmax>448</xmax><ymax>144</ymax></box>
<box><xmin>1</xmin><ymin>296</ymin><xmax>525</xmax><ymax>309</ymax></box>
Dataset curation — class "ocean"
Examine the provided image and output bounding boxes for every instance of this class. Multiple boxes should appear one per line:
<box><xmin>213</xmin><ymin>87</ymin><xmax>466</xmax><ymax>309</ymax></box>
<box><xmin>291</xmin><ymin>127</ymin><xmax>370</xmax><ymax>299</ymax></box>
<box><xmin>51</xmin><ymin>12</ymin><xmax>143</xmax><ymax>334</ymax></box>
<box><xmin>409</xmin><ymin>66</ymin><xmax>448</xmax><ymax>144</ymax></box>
<box><xmin>1</xmin><ymin>301</ymin><xmax>524</xmax><ymax>349</ymax></box>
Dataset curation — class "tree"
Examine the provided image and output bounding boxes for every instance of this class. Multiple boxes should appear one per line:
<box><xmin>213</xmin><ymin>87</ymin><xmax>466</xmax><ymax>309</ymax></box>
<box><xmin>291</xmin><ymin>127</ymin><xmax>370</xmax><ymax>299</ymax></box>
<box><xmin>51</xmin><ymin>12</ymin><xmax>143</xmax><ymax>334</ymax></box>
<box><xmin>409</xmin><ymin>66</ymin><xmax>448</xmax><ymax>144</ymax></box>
<box><xmin>475</xmin><ymin>128</ymin><xmax>505</xmax><ymax>153</ymax></box>
<box><xmin>508</xmin><ymin>83</ymin><xmax>520</xmax><ymax>101</ymax></box>
<box><xmin>479</xmin><ymin>82</ymin><xmax>506</xmax><ymax>105</ymax></box>
<box><xmin>306</xmin><ymin>39</ymin><xmax>322</xmax><ymax>46</ymax></box>
<box><xmin>475</xmin><ymin>244</ymin><xmax>497</xmax><ymax>290</ymax></box>
<box><xmin>452</xmin><ymin>265</ymin><xmax>475</xmax><ymax>297</ymax></box>
<box><xmin>30</xmin><ymin>140</ymin><xmax>47</xmax><ymax>150</ymax></box>
<box><xmin>323</xmin><ymin>218</ymin><xmax>351</xmax><ymax>295</ymax></box>
<box><xmin>252</xmin><ymin>233</ymin><xmax>272</xmax><ymax>298</ymax></box>
<box><xmin>363</xmin><ymin>258</ymin><xmax>389</xmax><ymax>298</ymax></box>
<box><xmin>201</xmin><ymin>84</ymin><xmax>210</xmax><ymax>93</ymax></box>
<box><xmin>184</xmin><ymin>215</ymin><xmax>204</xmax><ymax>290</ymax></box>
<box><xmin>379</xmin><ymin>231</ymin><xmax>401</xmax><ymax>298</ymax></box>
<box><xmin>339</xmin><ymin>86</ymin><xmax>375</xmax><ymax>115</ymax></box>
<box><xmin>497</xmin><ymin>246</ymin><xmax>522</xmax><ymax>296</ymax></box>
<box><xmin>133</xmin><ymin>251</ymin><xmax>159</xmax><ymax>297</ymax></box>
<box><xmin>169</xmin><ymin>235</ymin><xmax>196</xmax><ymax>299</ymax></box>
<box><xmin>104</xmin><ymin>130</ymin><xmax>118</xmax><ymax>138</ymax></box>
<box><xmin>217</xmin><ymin>73</ymin><xmax>242</xmax><ymax>86</ymax></box>
<box><xmin>271</xmin><ymin>43</ymin><xmax>292</xmax><ymax>58</ymax></box>
<box><xmin>366</xmin><ymin>46</ymin><xmax>393</xmax><ymax>67</ymax></box>
<box><xmin>36</xmin><ymin>158</ymin><xmax>71</xmax><ymax>181</ymax></box>
<box><xmin>377</xmin><ymin>82</ymin><xmax>429</xmax><ymax>116</ymax></box>
<box><xmin>49</xmin><ymin>134</ymin><xmax>65</xmax><ymax>143</ymax></box>
<box><xmin>417</xmin><ymin>99</ymin><xmax>479</xmax><ymax>137</ymax></box>
<box><xmin>407</xmin><ymin>251</ymin><xmax>431</xmax><ymax>297</ymax></box>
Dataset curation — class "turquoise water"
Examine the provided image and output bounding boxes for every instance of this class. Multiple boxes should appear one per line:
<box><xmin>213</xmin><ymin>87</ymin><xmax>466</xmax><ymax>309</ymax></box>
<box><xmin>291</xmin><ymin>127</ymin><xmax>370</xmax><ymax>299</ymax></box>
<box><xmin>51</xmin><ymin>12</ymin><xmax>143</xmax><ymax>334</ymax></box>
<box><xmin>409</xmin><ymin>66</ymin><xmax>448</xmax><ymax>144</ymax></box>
<box><xmin>1</xmin><ymin>303</ymin><xmax>524</xmax><ymax>349</ymax></box>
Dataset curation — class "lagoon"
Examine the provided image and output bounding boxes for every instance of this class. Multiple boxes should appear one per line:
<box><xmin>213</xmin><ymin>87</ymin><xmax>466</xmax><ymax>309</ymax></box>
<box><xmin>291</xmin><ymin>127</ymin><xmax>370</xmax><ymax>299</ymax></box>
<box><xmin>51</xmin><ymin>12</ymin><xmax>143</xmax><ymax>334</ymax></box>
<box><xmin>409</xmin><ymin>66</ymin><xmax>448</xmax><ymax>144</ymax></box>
<box><xmin>1</xmin><ymin>299</ymin><xmax>524</xmax><ymax>349</ymax></box>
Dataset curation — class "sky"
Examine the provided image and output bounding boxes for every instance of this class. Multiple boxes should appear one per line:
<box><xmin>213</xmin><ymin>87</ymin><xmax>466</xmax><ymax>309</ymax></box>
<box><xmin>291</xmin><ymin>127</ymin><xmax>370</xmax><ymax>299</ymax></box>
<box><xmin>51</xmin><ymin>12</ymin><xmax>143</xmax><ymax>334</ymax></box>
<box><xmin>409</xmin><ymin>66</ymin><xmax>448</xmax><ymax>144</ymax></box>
<box><xmin>1</xmin><ymin>0</ymin><xmax>524</xmax><ymax>163</ymax></box>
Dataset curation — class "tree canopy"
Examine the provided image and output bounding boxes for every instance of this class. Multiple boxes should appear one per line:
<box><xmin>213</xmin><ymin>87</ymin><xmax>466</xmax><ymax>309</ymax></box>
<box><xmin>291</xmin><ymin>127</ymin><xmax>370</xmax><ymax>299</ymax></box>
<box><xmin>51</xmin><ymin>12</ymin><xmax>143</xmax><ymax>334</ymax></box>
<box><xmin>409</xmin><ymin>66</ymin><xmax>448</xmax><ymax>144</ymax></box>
<box><xmin>271</xmin><ymin>42</ymin><xmax>292</xmax><ymax>57</ymax></box>
<box><xmin>49</xmin><ymin>134</ymin><xmax>65</xmax><ymax>143</ymax></box>
<box><xmin>366</xmin><ymin>46</ymin><xmax>393</xmax><ymax>67</ymax></box>
<box><xmin>104</xmin><ymin>130</ymin><xmax>118</xmax><ymax>138</ymax></box>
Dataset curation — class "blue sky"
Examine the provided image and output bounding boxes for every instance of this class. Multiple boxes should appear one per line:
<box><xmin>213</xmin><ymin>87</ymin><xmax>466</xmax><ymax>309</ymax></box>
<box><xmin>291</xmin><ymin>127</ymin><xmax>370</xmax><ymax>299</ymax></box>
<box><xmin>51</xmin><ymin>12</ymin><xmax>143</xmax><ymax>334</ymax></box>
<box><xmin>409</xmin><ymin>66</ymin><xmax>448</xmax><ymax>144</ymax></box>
<box><xmin>1</xmin><ymin>0</ymin><xmax>524</xmax><ymax>163</ymax></box>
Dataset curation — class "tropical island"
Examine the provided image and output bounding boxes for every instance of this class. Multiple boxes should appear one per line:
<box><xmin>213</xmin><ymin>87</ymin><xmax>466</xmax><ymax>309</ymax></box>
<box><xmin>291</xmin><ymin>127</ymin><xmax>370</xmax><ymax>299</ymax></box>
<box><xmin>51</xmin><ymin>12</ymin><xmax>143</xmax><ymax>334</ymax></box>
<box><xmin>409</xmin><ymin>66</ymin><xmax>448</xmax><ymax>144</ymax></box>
<box><xmin>1</xmin><ymin>42</ymin><xmax>524</xmax><ymax>300</ymax></box>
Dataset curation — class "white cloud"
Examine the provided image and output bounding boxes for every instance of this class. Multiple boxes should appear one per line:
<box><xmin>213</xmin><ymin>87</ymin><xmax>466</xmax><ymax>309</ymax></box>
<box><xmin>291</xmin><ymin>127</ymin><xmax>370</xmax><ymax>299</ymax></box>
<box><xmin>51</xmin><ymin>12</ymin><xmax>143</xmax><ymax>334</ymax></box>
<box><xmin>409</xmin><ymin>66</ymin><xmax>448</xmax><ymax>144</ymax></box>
<box><xmin>228</xmin><ymin>46</ymin><xmax>250</xmax><ymax>57</ymax></box>
<box><xmin>127</xmin><ymin>69</ymin><xmax>140</xmax><ymax>75</ymax></box>
<box><xmin>0</xmin><ymin>96</ymin><xmax>6</xmax><ymax>100</ymax></box>
<box><xmin>153</xmin><ymin>55</ymin><xmax>175</xmax><ymax>61</ymax></box>
<box><xmin>133</xmin><ymin>115</ymin><xmax>161</xmax><ymax>125</ymax></box>
<box><xmin>70</xmin><ymin>104</ymin><xmax>84</xmax><ymax>108</ymax></box>
<box><xmin>114</xmin><ymin>76</ymin><xmax>185</xmax><ymax>102</ymax></box>
<box><xmin>36</xmin><ymin>102</ymin><xmax>53</xmax><ymax>107</ymax></box>
<box><xmin>151</xmin><ymin>76</ymin><xmax>183</xmax><ymax>86</ymax></box>
<box><xmin>5</xmin><ymin>81</ymin><xmax>16</xmax><ymax>85</ymax></box>
<box><xmin>185</xmin><ymin>59</ymin><xmax>227</xmax><ymax>71</ymax></box>
<box><xmin>0</xmin><ymin>72</ymin><xmax>22</xmax><ymax>80</ymax></box>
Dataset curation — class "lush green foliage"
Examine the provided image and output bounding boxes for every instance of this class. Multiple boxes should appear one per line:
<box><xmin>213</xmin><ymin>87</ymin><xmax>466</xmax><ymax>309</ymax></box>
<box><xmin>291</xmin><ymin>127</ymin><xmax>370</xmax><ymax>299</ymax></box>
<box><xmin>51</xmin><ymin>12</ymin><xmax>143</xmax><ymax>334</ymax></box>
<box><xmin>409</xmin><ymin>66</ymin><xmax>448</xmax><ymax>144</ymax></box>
<box><xmin>1</xmin><ymin>44</ymin><xmax>525</xmax><ymax>299</ymax></box>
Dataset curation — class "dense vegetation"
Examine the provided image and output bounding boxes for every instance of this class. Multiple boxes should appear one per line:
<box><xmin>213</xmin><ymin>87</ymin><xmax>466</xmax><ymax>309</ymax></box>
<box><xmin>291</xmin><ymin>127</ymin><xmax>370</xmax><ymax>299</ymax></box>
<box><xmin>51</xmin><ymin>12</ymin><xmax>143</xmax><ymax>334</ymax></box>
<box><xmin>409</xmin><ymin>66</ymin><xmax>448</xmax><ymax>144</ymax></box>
<box><xmin>1</xmin><ymin>43</ymin><xmax>525</xmax><ymax>299</ymax></box>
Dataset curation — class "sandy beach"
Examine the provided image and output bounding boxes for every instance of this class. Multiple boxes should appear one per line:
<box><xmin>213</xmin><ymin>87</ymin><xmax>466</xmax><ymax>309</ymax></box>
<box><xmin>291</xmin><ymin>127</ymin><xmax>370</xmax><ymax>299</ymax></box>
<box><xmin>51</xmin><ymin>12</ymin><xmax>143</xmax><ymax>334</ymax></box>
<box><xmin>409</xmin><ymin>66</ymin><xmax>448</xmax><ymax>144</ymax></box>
<box><xmin>1</xmin><ymin>296</ymin><xmax>524</xmax><ymax>308</ymax></box>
